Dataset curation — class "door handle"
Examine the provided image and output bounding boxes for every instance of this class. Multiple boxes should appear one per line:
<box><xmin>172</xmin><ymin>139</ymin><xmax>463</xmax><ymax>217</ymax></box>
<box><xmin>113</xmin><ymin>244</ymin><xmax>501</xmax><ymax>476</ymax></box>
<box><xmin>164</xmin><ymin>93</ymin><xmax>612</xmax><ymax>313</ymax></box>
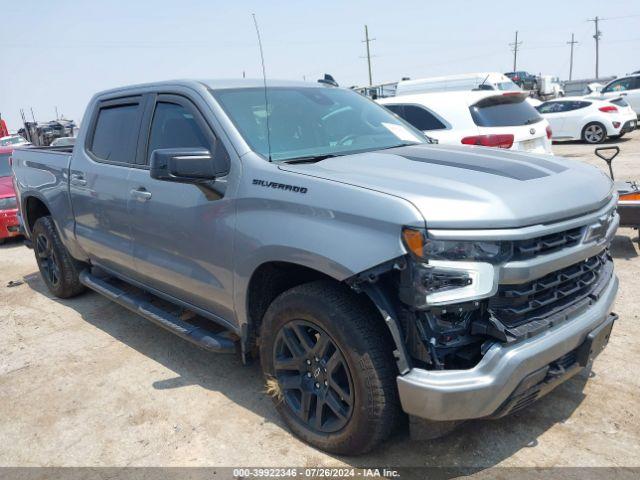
<box><xmin>130</xmin><ymin>187</ymin><xmax>152</xmax><ymax>202</ymax></box>
<box><xmin>70</xmin><ymin>173</ymin><xmax>87</xmax><ymax>186</ymax></box>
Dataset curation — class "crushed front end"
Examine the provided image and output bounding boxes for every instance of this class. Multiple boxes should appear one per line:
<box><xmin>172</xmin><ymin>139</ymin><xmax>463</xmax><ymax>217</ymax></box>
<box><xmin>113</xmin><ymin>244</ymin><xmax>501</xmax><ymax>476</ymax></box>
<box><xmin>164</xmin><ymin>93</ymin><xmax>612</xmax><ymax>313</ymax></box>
<box><xmin>378</xmin><ymin>196</ymin><xmax>619</xmax><ymax>421</ymax></box>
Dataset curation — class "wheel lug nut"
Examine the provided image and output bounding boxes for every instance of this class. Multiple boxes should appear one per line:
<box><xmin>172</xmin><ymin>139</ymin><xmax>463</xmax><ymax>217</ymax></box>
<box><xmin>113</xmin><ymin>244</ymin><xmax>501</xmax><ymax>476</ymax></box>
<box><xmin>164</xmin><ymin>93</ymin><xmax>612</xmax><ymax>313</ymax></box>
<box><xmin>324</xmin><ymin>381</ymin><xmax>328</xmax><ymax>386</ymax></box>
<box><xmin>306</xmin><ymin>359</ymin><xmax>311</xmax><ymax>365</ymax></box>
<box><xmin>315</xmin><ymin>382</ymin><xmax>320</xmax><ymax>388</ymax></box>
<box><xmin>306</xmin><ymin>372</ymin><xmax>312</xmax><ymax>377</ymax></box>
<box><xmin>314</xmin><ymin>357</ymin><xmax>319</xmax><ymax>362</ymax></box>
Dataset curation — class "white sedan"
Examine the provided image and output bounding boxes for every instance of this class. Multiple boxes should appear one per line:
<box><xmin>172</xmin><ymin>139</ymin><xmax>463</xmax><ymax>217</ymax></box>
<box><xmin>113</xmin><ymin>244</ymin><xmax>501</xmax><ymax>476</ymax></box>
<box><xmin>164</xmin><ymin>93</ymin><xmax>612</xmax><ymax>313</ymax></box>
<box><xmin>536</xmin><ymin>97</ymin><xmax>637</xmax><ymax>144</ymax></box>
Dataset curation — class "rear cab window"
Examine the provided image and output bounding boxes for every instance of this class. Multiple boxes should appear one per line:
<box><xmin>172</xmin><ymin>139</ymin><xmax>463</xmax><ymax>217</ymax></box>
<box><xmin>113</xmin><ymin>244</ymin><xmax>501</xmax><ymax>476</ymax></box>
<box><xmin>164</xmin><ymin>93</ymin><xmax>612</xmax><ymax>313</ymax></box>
<box><xmin>88</xmin><ymin>98</ymin><xmax>143</xmax><ymax>165</ymax></box>
<box><xmin>470</xmin><ymin>95</ymin><xmax>542</xmax><ymax>127</ymax></box>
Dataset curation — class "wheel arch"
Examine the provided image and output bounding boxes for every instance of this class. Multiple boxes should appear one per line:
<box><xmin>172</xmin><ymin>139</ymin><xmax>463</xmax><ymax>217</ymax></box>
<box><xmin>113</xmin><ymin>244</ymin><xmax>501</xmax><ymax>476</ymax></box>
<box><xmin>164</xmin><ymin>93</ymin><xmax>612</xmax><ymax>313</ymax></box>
<box><xmin>241</xmin><ymin>255</ymin><xmax>412</xmax><ymax>374</ymax></box>
<box><xmin>22</xmin><ymin>194</ymin><xmax>52</xmax><ymax>235</ymax></box>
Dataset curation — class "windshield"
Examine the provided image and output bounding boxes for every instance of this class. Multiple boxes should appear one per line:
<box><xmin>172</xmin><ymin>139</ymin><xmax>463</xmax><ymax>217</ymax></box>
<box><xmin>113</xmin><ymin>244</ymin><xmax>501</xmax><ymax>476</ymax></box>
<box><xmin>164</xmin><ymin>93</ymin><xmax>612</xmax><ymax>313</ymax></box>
<box><xmin>0</xmin><ymin>154</ymin><xmax>12</xmax><ymax>177</ymax></box>
<box><xmin>211</xmin><ymin>87</ymin><xmax>426</xmax><ymax>161</ymax></box>
<box><xmin>496</xmin><ymin>81</ymin><xmax>521</xmax><ymax>91</ymax></box>
<box><xmin>0</xmin><ymin>136</ymin><xmax>26</xmax><ymax>147</ymax></box>
<box><xmin>470</xmin><ymin>94</ymin><xmax>542</xmax><ymax>127</ymax></box>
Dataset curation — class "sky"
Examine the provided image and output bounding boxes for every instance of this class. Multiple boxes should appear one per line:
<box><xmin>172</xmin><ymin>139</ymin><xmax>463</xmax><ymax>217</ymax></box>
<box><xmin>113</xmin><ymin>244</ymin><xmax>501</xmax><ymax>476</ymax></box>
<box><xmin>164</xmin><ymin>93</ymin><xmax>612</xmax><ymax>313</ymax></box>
<box><xmin>1</xmin><ymin>0</ymin><xmax>638</xmax><ymax>130</ymax></box>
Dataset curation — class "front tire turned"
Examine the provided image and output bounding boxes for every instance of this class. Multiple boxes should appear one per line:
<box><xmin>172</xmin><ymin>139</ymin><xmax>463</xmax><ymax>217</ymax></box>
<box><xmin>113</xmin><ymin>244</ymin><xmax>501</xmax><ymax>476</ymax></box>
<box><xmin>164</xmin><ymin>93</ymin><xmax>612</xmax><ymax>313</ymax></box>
<box><xmin>260</xmin><ymin>280</ymin><xmax>400</xmax><ymax>455</ymax></box>
<box><xmin>32</xmin><ymin>216</ymin><xmax>86</xmax><ymax>298</ymax></box>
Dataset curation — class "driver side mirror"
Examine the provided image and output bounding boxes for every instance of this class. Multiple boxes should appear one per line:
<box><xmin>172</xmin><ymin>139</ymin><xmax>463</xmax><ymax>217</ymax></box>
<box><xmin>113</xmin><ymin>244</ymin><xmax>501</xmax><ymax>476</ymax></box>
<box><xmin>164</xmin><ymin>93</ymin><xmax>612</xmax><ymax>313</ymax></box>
<box><xmin>150</xmin><ymin>148</ymin><xmax>219</xmax><ymax>184</ymax></box>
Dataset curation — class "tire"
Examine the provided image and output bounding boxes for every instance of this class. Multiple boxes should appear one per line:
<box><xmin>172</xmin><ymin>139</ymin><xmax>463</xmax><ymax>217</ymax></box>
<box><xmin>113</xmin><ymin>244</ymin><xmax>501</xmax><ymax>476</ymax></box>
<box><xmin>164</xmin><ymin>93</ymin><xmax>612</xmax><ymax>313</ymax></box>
<box><xmin>582</xmin><ymin>122</ymin><xmax>607</xmax><ymax>144</ymax></box>
<box><xmin>32</xmin><ymin>216</ymin><xmax>86</xmax><ymax>298</ymax></box>
<box><xmin>259</xmin><ymin>280</ymin><xmax>400</xmax><ymax>455</ymax></box>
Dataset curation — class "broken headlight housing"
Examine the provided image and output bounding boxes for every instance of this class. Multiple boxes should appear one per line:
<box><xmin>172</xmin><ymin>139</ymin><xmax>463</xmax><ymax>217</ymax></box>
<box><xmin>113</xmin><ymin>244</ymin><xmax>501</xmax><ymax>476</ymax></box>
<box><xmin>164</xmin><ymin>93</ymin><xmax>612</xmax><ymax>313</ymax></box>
<box><xmin>401</xmin><ymin>228</ymin><xmax>511</xmax><ymax>307</ymax></box>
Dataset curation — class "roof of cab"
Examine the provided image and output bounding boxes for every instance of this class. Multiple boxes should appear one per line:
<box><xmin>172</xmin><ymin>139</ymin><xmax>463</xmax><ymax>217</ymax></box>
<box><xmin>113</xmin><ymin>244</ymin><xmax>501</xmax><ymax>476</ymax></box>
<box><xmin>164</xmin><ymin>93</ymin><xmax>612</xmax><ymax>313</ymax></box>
<box><xmin>93</xmin><ymin>78</ymin><xmax>326</xmax><ymax>97</ymax></box>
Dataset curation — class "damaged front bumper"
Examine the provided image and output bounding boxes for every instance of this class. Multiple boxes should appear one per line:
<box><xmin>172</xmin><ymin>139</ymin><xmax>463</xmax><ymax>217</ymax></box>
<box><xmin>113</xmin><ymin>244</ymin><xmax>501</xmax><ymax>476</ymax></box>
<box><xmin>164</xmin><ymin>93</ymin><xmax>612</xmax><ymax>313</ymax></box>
<box><xmin>396</xmin><ymin>272</ymin><xmax>618</xmax><ymax>421</ymax></box>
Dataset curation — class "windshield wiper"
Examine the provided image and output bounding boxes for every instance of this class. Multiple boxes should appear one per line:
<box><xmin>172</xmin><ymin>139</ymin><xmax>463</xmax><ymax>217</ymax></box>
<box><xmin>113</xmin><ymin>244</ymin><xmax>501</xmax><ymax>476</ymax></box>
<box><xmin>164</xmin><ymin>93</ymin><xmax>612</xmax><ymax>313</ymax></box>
<box><xmin>524</xmin><ymin>118</ymin><xmax>540</xmax><ymax>125</ymax></box>
<box><xmin>376</xmin><ymin>141</ymin><xmax>421</xmax><ymax>151</ymax></box>
<box><xmin>283</xmin><ymin>154</ymin><xmax>340</xmax><ymax>164</ymax></box>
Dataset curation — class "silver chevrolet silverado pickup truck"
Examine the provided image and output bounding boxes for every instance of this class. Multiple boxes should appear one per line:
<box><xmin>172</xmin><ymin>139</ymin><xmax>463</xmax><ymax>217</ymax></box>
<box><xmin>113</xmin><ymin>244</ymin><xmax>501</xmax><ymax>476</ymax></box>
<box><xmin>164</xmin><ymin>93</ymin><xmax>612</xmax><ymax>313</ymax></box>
<box><xmin>12</xmin><ymin>80</ymin><xmax>618</xmax><ymax>454</ymax></box>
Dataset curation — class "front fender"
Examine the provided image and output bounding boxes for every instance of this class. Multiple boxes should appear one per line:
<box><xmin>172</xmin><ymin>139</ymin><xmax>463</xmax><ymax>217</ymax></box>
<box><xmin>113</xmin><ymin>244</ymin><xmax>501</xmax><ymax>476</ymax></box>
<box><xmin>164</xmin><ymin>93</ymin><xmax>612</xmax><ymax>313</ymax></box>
<box><xmin>231</xmin><ymin>159</ymin><xmax>425</xmax><ymax>335</ymax></box>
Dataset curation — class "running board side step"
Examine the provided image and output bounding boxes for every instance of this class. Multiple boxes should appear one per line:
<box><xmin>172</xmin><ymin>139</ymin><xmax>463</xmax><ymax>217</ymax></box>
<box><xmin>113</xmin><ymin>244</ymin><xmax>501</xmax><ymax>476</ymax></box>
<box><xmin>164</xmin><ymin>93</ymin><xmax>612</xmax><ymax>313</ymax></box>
<box><xmin>79</xmin><ymin>271</ymin><xmax>236</xmax><ymax>354</ymax></box>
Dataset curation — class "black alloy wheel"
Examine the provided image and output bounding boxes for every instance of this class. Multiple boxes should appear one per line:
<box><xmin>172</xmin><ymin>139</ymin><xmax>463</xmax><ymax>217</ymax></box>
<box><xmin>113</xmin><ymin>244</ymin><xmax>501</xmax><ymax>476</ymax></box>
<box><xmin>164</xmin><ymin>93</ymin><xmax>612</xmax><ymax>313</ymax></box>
<box><xmin>273</xmin><ymin>320</ymin><xmax>354</xmax><ymax>433</ymax></box>
<box><xmin>35</xmin><ymin>232</ymin><xmax>61</xmax><ymax>287</ymax></box>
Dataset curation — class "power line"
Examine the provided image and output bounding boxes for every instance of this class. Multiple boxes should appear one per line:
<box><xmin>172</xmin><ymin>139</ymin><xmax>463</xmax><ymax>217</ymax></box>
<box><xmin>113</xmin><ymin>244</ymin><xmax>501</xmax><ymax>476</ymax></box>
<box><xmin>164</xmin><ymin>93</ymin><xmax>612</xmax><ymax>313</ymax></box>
<box><xmin>587</xmin><ymin>16</ymin><xmax>602</xmax><ymax>78</ymax></box>
<box><xmin>361</xmin><ymin>25</ymin><xmax>375</xmax><ymax>86</ymax></box>
<box><xmin>567</xmin><ymin>33</ymin><xmax>579</xmax><ymax>81</ymax></box>
<box><xmin>509</xmin><ymin>31</ymin><xmax>522</xmax><ymax>71</ymax></box>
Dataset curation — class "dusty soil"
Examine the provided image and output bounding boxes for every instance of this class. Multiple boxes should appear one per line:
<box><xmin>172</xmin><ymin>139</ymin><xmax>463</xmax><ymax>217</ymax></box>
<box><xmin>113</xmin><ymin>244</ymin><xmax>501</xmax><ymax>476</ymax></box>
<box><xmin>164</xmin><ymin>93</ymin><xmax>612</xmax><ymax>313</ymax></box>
<box><xmin>1</xmin><ymin>131</ymin><xmax>639</xmax><ymax>468</ymax></box>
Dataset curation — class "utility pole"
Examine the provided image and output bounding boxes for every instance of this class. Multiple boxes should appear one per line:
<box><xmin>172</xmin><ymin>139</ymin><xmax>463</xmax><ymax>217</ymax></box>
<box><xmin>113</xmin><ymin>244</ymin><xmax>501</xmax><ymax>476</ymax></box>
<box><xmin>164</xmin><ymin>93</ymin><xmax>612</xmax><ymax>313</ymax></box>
<box><xmin>588</xmin><ymin>16</ymin><xmax>602</xmax><ymax>78</ymax></box>
<box><xmin>362</xmin><ymin>25</ymin><xmax>375</xmax><ymax>86</ymax></box>
<box><xmin>567</xmin><ymin>33</ymin><xmax>578</xmax><ymax>81</ymax></box>
<box><xmin>509</xmin><ymin>31</ymin><xmax>522</xmax><ymax>72</ymax></box>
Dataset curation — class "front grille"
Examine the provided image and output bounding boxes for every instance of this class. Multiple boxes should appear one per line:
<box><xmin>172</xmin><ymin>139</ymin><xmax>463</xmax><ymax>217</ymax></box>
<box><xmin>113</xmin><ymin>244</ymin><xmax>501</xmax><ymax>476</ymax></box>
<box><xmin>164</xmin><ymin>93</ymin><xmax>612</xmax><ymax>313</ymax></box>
<box><xmin>490</xmin><ymin>251</ymin><xmax>612</xmax><ymax>328</ymax></box>
<box><xmin>512</xmin><ymin>226</ymin><xmax>584</xmax><ymax>260</ymax></box>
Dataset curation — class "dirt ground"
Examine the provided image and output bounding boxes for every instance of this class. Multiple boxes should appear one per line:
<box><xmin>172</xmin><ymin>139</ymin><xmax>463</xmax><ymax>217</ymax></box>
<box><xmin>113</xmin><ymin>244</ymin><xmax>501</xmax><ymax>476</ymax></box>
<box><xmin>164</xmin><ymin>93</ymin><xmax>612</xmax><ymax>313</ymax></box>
<box><xmin>1</xmin><ymin>131</ymin><xmax>639</xmax><ymax>469</ymax></box>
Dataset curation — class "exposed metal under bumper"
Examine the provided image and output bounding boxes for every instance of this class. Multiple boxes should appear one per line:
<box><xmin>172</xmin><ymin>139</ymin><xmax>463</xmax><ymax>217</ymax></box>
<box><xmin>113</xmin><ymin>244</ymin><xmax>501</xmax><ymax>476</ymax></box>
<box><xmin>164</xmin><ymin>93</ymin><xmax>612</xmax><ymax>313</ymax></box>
<box><xmin>396</xmin><ymin>274</ymin><xmax>618</xmax><ymax>421</ymax></box>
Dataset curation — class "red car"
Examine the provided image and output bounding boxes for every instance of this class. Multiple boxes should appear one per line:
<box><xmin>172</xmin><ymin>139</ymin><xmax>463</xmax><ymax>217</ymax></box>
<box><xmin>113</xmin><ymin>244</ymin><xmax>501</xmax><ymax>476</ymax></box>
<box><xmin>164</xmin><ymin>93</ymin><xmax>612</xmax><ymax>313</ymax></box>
<box><xmin>0</xmin><ymin>146</ymin><xmax>20</xmax><ymax>244</ymax></box>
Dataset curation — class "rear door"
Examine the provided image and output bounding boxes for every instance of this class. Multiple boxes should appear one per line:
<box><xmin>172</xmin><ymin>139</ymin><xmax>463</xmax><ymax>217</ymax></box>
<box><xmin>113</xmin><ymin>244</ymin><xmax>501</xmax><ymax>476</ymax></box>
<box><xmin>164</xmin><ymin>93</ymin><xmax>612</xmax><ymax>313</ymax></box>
<box><xmin>70</xmin><ymin>96</ymin><xmax>146</xmax><ymax>277</ymax></box>
<box><xmin>126</xmin><ymin>93</ymin><xmax>236</xmax><ymax>324</ymax></box>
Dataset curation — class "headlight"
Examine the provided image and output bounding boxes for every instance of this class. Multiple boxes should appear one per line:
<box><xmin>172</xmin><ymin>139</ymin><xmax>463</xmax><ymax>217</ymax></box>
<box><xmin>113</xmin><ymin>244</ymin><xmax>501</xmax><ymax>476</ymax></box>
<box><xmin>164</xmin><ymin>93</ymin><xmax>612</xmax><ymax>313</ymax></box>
<box><xmin>402</xmin><ymin>227</ymin><xmax>512</xmax><ymax>262</ymax></box>
<box><xmin>0</xmin><ymin>196</ymin><xmax>17</xmax><ymax>210</ymax></box>
<box><xmin>401</xmin><ymin>227</ymin><xmax>503</xmax><ymax>306</ymax></box>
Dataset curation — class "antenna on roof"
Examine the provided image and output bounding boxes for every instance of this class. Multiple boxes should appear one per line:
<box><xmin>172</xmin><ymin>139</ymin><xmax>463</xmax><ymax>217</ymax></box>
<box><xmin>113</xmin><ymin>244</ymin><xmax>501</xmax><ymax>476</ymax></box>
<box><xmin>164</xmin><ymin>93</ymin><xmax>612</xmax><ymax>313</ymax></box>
<box><xmin>252</xmin><ymin>13</ymin><xmax>272</xmax><ymax>162</ymax></box>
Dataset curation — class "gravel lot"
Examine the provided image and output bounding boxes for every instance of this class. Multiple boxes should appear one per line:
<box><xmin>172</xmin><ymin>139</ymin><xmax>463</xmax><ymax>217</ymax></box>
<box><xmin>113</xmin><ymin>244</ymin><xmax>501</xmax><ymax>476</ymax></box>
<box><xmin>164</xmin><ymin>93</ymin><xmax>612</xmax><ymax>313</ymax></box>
<box><xmin>1</xmin><ymin>131</ymin><xmax>639</xmax><ymax>468</ymax></box>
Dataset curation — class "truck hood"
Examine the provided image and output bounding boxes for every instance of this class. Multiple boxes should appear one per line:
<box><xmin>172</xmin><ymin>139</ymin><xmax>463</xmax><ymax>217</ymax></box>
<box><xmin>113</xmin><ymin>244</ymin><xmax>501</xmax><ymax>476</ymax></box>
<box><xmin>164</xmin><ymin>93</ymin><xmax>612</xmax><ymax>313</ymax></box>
<box><xmin>0</xmin><ymin>176</ymin><xmax>16</xmax><ymax>199</ymax></box>
<box><xmin>279</xmin><ymin>144</ymin><xmax>614</xmax><ymax>229</ymax></box>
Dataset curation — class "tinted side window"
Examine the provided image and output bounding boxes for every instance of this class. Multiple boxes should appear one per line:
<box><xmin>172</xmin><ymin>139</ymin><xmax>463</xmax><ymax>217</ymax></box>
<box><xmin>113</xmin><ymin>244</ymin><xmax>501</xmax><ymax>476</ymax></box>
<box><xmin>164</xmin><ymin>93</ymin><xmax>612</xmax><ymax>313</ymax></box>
<box><xmin>470</xmin><ymin>96</ymin><xmax>542</xmax><ymax>127</ymax></box>
<box><xmin>147</xmin><ymin>102</ymin><xmax>209</xmax><ymax>157</ymax></box>
<box><xmin>567</xmin><ymin>101</ymin><xmax>591</xmax><ymax>111</ymax></box>
<box><xmin>537</xmin><ymin>102</ymin><xmax>565</xmax><ymax>114</ymax></box>
<box><xmin>90</xmin><ymin>104</ymin><xmax>141</xmax><ymax>163</ymax></box>
<box><xmin>603</xmin><ymin>77</ymin><xmax>638</xmax><ymax>93</ymax></box>
<box><xmin>384</xmin><ymin>104</ymin><xmax>404</xmax><ymax>116</ymax></box>
<box><xmin>401</xmin><ymin>105</ymin><xmax>447</xmax><ymax>131</ymax></box>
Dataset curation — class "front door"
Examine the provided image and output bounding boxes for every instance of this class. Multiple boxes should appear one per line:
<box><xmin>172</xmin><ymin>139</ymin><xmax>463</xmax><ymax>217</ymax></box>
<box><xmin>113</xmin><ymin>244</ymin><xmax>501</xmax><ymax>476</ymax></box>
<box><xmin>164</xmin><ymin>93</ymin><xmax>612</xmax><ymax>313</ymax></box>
<box><xmin>127</xmin><ymin>94</ymin><xmax>236</xmax><ymax>324</ymax></box>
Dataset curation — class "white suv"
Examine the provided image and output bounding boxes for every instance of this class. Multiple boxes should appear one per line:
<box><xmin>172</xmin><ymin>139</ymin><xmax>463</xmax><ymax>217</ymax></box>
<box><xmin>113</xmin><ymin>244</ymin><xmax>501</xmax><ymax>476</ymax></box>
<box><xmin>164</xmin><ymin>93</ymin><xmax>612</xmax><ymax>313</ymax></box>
<box><xmin>378</xmin><ymin>91</ymin><xmax>553</xmax><ymax>154</ymax></box>
<box><xmin>596</xmin><ymin>74</ymin><xmax>640</xmax><ymax>116</ymax></box>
